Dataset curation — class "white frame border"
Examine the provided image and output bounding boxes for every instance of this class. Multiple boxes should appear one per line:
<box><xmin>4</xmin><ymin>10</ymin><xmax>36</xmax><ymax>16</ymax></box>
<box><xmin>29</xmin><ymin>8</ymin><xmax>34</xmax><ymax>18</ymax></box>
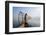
<box><xmin>9</xmin><ymin>3</ymin><xmax>43</xmax><ymax>32</ymax></box>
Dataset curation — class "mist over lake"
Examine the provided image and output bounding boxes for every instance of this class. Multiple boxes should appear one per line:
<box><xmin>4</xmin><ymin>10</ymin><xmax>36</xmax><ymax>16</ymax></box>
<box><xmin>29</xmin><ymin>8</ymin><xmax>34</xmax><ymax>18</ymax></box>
<box><xmin>13</xmin><ymin>17</ymin><xmax>40</xmax><ymax>28</ymax></box>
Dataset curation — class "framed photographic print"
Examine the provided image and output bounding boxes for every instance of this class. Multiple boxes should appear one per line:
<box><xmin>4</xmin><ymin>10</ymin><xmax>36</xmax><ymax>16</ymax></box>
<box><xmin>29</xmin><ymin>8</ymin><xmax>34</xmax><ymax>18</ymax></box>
<box><xmin>5</xmin><ymin>1</ymin><xmax>45</xmax><ymax>34</ymax></box>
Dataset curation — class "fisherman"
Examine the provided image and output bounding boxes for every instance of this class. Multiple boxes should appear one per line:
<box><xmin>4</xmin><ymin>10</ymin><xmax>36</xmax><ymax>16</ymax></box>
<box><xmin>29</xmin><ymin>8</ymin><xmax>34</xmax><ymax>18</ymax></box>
<box><xmin>24</xmin><ymin>13</ymin><xmax>28</xmax><ymax>27</ymax></box>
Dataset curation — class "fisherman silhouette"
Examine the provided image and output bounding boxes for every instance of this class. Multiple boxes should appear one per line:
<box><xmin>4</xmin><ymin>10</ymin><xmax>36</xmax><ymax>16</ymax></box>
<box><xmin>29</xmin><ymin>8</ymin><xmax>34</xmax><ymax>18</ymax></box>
<box><xmin>24</xmin><ymin>13</ymin><xmax>28</xmax><ymax>27</ymax></box>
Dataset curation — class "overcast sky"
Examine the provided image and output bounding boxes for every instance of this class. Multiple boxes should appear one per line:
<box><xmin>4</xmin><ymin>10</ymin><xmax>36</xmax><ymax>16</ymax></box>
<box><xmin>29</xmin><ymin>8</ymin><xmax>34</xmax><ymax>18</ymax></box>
<box><xmin>13</xmin><ymin>7</ymin><xmax>41</xmax><ymax>20</ymax></box>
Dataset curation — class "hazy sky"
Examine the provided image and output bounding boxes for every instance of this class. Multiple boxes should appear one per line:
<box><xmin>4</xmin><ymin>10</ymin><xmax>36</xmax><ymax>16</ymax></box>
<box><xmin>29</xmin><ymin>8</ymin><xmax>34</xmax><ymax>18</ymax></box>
<box><xmin>13</xmin><ymin>7</ymin><xmax>41</xmax><ymax>18</ymax></box>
